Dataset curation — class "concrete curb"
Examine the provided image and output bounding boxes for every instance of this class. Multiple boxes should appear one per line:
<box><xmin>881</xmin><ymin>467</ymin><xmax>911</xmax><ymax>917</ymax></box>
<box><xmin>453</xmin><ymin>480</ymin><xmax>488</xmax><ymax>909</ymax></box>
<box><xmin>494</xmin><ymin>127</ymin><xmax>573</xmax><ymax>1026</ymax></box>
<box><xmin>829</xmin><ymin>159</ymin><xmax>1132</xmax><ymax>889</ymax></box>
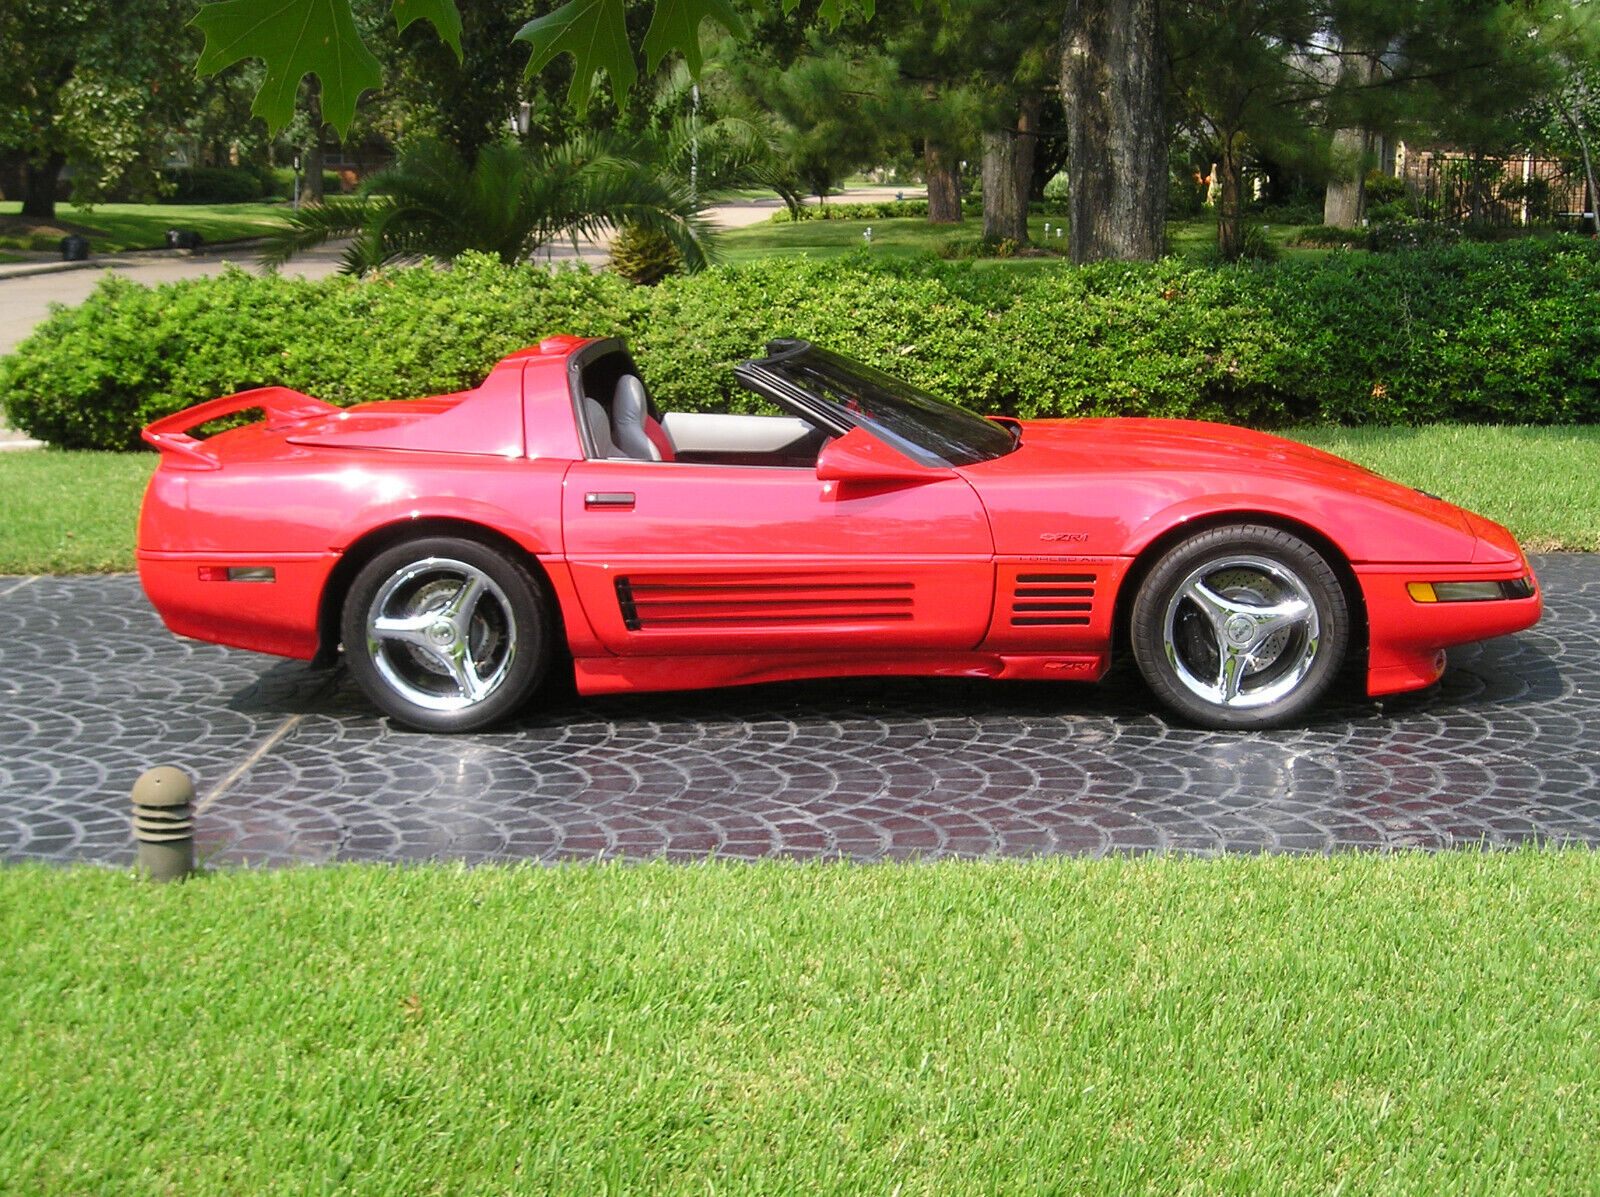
<box><xmin>0</xmin><ymin>238</ymin><xmax>270</xmax><ymax>282</ymax></box>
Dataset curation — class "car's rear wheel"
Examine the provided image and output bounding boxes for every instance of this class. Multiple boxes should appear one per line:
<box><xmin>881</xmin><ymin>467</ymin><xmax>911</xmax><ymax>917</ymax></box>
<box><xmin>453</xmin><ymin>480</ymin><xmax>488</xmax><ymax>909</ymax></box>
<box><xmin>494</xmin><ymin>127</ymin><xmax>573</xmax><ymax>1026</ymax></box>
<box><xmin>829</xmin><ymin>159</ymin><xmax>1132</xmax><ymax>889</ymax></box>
<box><xmin>1130</xmin><ymin>525</ymin><xmax>1349</xmax><ymax>730</ymax></box>
<box><xmin>341</xmin><ymin>537</ymin><xmax>552</xmax><ymax>732</ymax></box>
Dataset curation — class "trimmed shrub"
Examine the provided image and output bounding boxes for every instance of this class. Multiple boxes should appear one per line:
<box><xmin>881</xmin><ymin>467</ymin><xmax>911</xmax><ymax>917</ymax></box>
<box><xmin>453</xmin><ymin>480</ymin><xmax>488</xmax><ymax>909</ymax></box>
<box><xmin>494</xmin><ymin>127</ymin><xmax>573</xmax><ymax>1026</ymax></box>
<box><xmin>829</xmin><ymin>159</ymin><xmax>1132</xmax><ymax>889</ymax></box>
<box><xmin>158</xmin><ymin>167</ymin><xmax>265</xmax><ymax>204</ymax></box>
<box><xmin>0</xmin><ymin>254</ymin><xmax>645</xmax><ymax>449</ymax></box>
<box><xmin>769</xmin><ymin>200</ymin><xmax>930</xmax><ymax>223</ymax></box>
<box><xmin>5</xmin><ymin>240</ymin><xmax>1599</xmax><ymax>450</ymax></box>
<box><xmin>635</xmin><ymin>254</ymin><xmax>1014</xmax><ymax>415</ymax></box>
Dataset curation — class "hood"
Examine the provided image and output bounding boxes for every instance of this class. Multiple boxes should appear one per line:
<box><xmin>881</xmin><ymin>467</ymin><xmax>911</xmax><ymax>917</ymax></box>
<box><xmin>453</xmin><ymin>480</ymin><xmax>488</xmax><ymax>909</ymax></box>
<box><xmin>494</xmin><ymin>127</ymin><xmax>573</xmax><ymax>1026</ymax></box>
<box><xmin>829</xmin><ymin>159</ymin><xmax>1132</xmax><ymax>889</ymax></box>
<box><xmin>1003</xmin><ymin>418</ymin><xmax>1380</xmax><ymax>484</ymax></box>
<box><xmin>959</xmin><ymin>417</ymin><xmax>1479</xmax><ymax>563</ymax></box>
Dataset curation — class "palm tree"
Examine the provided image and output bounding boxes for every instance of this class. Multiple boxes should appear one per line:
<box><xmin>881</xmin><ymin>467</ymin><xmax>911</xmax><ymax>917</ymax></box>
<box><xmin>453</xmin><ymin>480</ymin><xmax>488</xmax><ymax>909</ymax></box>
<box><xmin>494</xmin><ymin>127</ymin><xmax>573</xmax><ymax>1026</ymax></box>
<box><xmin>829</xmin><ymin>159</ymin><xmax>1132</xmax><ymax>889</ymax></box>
<box><xmin>261</xmin><ymin>134</ymin><xmax>714</xmax><ymax>274</ymax></box>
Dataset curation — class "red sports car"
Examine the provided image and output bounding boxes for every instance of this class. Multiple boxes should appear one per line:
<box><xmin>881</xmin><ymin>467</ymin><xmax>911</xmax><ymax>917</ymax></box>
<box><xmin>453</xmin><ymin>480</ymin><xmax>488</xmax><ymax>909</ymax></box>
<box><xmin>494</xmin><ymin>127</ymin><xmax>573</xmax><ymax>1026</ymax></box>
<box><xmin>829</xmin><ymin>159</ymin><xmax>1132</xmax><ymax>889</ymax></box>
<box><xmin>138</xmin><ymin>337</ymin><xmax>1542</xmax><ymax>732</ymax></box>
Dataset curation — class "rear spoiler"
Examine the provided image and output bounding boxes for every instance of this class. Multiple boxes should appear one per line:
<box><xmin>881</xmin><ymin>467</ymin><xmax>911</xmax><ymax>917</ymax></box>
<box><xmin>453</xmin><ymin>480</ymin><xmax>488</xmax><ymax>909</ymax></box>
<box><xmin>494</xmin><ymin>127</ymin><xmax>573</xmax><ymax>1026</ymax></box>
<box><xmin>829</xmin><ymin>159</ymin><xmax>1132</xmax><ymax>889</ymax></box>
<box><xmin>141</xmin><ymin>387</ymin><xmax>337</xmax><ymax>469</ymax></box>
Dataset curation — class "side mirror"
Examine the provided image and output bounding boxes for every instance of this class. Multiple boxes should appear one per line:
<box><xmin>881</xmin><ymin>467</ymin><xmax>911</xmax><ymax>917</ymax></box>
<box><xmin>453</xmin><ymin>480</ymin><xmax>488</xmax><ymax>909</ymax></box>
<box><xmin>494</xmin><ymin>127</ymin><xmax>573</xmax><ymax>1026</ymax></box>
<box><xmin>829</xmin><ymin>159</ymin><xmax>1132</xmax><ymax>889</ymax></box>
<box><xmin>815</xmin><ymin>427</ymin><xmax>955</xmax><ymax>485</ymax></box>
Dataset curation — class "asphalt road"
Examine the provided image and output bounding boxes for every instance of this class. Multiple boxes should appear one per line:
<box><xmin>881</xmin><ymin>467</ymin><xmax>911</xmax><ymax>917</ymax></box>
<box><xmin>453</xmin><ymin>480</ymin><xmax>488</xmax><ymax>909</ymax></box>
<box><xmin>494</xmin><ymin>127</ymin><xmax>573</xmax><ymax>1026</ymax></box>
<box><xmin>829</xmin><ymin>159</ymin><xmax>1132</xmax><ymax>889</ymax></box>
<box><xmin>3</xmin><ymin>555</ymin><xmax>1593</xmax><ymax>867</ymax></box>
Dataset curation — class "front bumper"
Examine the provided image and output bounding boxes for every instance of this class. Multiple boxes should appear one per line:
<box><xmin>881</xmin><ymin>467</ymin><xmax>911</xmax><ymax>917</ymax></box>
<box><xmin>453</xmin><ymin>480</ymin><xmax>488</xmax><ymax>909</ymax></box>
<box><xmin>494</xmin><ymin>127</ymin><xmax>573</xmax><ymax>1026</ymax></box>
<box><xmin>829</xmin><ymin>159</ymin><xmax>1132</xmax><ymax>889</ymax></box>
<box><xmin>1357</xmin><ymin>561</ymin><xmax>1542</xmax><ymax>696</ymax></box>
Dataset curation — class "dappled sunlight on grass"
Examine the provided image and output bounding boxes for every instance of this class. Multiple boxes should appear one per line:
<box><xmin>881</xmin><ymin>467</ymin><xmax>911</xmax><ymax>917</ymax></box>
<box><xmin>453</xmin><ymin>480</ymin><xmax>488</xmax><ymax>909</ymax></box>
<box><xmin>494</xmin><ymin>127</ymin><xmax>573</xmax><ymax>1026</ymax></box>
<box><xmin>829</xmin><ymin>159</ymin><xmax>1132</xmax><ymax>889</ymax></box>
<box><xmin>0</xmin><ymin>201</ymin><xmax>290</xmax><ymax>254</ymax></box>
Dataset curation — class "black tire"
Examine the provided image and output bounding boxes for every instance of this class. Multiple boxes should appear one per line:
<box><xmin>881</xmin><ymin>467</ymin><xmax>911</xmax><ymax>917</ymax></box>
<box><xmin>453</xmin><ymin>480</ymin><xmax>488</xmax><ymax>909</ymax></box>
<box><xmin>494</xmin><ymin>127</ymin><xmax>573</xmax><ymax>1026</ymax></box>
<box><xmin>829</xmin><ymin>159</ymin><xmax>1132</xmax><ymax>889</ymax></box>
<box><xmin>340</xmin><ymin>536</ymin><xmax>552</xmax><ymax>732</ymax></box>
<box><xmin>1130</xmin><ymin>524</ymin><xmax>1349</xmax><ymax>730</ymax></box>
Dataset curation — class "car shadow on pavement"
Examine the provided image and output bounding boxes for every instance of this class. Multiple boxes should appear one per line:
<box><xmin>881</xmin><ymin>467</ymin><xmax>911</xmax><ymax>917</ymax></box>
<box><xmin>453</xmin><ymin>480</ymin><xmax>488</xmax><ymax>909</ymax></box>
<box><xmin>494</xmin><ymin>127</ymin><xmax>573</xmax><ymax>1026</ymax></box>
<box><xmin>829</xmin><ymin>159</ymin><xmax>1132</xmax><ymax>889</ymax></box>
<box><xmin>223</xmin><ymin>627</ymin><xmax>1564</xmax><ymax>740</ymax></box>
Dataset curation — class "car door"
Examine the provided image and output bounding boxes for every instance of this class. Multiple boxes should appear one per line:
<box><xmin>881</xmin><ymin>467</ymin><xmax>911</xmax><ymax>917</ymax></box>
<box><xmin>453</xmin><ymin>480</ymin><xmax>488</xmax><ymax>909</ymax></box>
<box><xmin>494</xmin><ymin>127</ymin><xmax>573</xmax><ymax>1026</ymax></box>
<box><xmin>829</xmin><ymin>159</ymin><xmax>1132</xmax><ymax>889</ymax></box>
<box><xmin>561</xmin><ymin>453</ymin><xmax>995</xmax><ymax>657</ymax></box>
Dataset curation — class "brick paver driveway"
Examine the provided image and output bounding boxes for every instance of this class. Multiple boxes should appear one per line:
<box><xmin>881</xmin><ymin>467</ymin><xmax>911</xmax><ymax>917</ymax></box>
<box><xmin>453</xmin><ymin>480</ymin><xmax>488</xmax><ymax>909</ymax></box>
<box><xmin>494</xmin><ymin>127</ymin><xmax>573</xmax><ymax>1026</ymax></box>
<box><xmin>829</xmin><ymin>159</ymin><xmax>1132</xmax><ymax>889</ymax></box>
<box><xmin>3</xmin><ymin>555</ymin><xmax>1595</xmax><ymax>867</ymax></box>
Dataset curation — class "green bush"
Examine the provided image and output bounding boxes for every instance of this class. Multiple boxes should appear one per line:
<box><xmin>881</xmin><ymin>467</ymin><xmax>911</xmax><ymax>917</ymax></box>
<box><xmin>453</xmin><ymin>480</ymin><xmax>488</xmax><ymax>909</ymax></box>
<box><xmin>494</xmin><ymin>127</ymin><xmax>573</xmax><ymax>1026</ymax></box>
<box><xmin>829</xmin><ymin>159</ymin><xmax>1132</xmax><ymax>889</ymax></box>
<box><xmin>937</xmin><ymin>235</ymin><xmax>1041</xmax><ymax>260</ymax></box>
<box><xmin>1289</xmin><ymin>225</ymin><xmax>1366</xmax><ymax>248</ymax></box>
<box><xmin>5</xmin><ymin>241</ymin><xmax>1600</xmax><ymax>449</ymax></box>
<box><xmin>1366</xmin><ymin>220</ymin><xmax>1462</xmax><ymax>252</ymax></box>
<box><xmin>158</xmin><ymin>167</ymin><xmax>265</xmax><ymax>204</ymax></box>
<box><xmin>0</xmin><ymin>254</ymin><xmax>645</xmax><ymax>450</ymax></box>
<box><xmin>769</xmin><ymin>200</ymin><xmax>930</xmax><ymax>223</ymax></box>
<box><xmin>1365</xmin><ymin>171</ymin><xmax>1408</xmax><ymax>205</ymax></box>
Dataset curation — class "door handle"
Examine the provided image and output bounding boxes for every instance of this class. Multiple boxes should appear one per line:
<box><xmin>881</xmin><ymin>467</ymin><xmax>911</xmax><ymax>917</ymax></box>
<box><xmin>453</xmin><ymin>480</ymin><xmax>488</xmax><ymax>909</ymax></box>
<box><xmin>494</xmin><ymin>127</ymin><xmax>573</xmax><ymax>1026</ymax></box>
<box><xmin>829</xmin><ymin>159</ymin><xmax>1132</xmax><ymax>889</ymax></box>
<box><xmin>584</xmin><ymin>491</ymin><xmax>636</xmax><ymax>509</ymax></box>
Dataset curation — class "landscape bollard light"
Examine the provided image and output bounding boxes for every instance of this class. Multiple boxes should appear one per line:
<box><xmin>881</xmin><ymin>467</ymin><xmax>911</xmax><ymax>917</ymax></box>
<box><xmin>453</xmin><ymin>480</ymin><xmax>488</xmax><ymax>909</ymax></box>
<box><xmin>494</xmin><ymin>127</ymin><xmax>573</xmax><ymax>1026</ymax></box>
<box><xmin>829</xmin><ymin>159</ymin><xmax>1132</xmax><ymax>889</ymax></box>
<box><xmin>131</xmin><ymin>767</ymin><xmax>196</xmax><ymax>882</ymax></box>
<box><xmin>864</xmin><ymin>226</ymin><xmax>872</xmax><ymax>245</ymax></box>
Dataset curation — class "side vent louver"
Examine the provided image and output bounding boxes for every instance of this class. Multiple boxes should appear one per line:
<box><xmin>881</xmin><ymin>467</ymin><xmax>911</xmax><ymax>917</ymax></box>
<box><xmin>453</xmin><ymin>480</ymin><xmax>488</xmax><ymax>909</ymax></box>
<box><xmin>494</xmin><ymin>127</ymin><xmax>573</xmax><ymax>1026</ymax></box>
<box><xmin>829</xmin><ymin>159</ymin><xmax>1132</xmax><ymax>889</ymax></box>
<box><xmin>616</xmin><ymin>575</ymin><xmax>914</xmax><ymax>631</ymax></box>
<box><xmin>1010</xmin><ymin>572</ymin><xmax>1095</xmax><ymax>627</ymax></box>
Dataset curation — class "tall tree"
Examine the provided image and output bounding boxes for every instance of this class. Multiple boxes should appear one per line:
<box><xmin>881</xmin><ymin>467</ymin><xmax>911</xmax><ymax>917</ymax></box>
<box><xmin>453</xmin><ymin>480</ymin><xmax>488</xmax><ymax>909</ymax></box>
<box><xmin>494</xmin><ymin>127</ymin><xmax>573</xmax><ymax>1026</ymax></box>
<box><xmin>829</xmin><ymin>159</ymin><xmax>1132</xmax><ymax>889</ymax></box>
<box><xmin>719</xmin><ymin>29</ymin><xmax>893</xmax><ymax>205</ymax></box>
<box><xmin>1059</xmin><ymin>0</ymin><xmax>1167</xmax><ymax>262</ymax></box>
<box><xmin>1522</xmin><ymin>0</ymin><xmax>1600</xmax><ymax>231</ymax></box>
<box><xmin>1169</xmin><ymin>0</ymin><xmax>1320</xmax><ymax>259</ymax></box>
<box><xmin>0</xmin><ymin>0</ymin><xmax>197</xmax><ymax>219</ymax></box>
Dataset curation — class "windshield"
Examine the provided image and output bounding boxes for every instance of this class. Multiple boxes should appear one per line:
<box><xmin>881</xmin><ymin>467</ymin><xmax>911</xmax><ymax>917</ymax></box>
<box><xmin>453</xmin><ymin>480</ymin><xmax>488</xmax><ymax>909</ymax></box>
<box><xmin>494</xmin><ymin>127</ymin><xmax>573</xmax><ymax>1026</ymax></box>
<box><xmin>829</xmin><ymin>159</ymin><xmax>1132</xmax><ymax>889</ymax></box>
<box><xmin>753</xmin><ymin>343</ymin><xmax>1017</xmax><ymax>467</ymax></box>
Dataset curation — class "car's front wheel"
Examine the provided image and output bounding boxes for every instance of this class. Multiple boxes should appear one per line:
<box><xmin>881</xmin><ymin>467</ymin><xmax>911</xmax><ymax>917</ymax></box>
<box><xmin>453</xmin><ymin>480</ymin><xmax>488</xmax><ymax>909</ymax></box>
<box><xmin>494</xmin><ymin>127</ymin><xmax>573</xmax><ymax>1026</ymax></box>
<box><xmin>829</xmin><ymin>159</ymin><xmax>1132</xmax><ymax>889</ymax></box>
<box><xmin>1130</xmin><ymin>525</ymin><xmax>1349</xmax><ymax>730</ymax></box>
<box><xmin>341</xmin><ymin>537</ymin><xmax>552</xmax><ymax>732</ymax></box>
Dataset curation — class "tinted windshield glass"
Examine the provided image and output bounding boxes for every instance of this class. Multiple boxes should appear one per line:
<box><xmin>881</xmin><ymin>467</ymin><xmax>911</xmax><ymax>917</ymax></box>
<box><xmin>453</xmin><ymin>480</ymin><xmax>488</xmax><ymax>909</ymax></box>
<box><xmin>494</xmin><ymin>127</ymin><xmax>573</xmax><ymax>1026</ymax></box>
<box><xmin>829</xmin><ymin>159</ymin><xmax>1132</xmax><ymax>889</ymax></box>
<box><xmin>759</xmin><ymin>345</ymin><xmax>1016</xmax><ymax>467</ymax></box>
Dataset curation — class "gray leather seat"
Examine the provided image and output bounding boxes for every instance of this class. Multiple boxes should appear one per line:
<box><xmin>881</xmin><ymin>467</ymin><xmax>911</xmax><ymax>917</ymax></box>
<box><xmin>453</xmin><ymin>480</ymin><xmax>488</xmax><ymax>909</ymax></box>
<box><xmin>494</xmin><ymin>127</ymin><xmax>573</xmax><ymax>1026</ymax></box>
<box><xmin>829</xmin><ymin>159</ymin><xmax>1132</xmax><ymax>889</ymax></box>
<box><xmin>611</xmin><ymin>375</ymin><xmax>662</xmax><ymax>461</ymax></box>
<box><xmin>584</xmin><ymin>396</ymin><xmax>618</xmax><ymax>458</ymax></box>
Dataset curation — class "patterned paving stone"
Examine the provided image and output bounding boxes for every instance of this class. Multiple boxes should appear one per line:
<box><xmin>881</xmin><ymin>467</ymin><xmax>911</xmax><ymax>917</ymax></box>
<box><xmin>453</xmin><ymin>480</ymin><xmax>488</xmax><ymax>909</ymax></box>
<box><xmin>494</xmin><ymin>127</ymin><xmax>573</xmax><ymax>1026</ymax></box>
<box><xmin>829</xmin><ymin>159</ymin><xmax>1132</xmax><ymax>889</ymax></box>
<box><xmin>1</xmin><ymin>555</ymin><xmax>1595</xmax><ymax>867</ymax></box>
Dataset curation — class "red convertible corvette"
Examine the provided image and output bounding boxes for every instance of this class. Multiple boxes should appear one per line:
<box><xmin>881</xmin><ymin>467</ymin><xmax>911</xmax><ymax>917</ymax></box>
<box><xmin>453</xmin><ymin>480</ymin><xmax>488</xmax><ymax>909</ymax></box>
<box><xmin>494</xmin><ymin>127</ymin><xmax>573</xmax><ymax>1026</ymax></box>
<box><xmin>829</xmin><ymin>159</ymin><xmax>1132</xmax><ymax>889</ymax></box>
<box><xmin>138</xmin><ymin>336</ymin><xmax>1541</xmax><ymax>732</ymax></box>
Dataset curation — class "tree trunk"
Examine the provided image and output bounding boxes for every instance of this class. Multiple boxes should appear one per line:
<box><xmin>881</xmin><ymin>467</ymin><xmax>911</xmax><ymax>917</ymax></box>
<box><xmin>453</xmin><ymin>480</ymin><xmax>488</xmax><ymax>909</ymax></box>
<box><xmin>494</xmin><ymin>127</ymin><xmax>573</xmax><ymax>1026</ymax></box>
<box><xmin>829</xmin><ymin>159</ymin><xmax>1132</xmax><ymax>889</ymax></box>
<box><xmin>1015</xmin><ymin>92</ymin><xmax>1042</xmax><ymax>236</ymax></box>
<box><xmin>1216</xmin><ymin>141</ymin><xmax>1242</xmax><ymax>260</ymax></box>
<box><xmin>981</xmin><ymin>128</ymin><xmax>1024</xmax><ymax>242</ymax></box>
<box><xmin>304</xmin><ymin>77</ymin><xmax>326</xmax><ymax>204</ymax></box>
<box><xmin>1322</xmin><ymin>127</ymin><xmax>1369</xmax><ymax>228</ymax></box>
<box><xmin>1323</xmin><ymin>52</ymin><xmax>1379</xmax><ymax>229</ymax></box>
<box><xmin>1059</xmin><ymin>0</ymin><xmax>1165</xmax><ymax>263</ymax></box>
<box><xmin>20</xmin><ymin>154</ymin><xmax>65</xmax><ymax>221</ymax></box>
<box><xmin>1562</xmin><ymin>104</ymin><xmax>1598</xmax><ymax>236</ymax></box>
<box><xmin>925</xmin><ymin>140</ymin><xmax>963</xmax><ymax>223</ymax></box>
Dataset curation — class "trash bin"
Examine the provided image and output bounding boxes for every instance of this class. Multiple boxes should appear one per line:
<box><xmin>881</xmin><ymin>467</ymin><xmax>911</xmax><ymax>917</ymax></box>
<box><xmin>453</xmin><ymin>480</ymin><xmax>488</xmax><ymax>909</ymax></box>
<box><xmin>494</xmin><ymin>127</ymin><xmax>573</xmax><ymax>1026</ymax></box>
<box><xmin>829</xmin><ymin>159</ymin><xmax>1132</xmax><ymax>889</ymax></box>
<box><xmin>60</xmin><ymin>235</ymin><xmax>89</xmax><ymax>261</ymax></box>
<box><xmin>165</xmin><ymin>228</ymin><xmax>203</xmax><ymax>250</ymax></box>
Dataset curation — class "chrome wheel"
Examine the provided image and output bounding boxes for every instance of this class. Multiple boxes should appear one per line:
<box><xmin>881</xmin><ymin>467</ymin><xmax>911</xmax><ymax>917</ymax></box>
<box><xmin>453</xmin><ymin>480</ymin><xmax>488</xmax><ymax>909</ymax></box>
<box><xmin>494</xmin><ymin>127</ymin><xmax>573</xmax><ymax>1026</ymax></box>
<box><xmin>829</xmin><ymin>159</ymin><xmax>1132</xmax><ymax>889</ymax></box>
<box><xmin>1162</xmin><ymin>554</ymin><xmax>1320</xmax><ymax>709</ymax></box>
<box><xmin>341</xmin><ymin>537</ymin><xmax>552</xmax><ymax>732</ymax></box>
<box><xmin>1131</xmin><ymin>525</ymin><xmax>1350</xmax><ymax>729</ymax></box>
<box><xmin>366</xmin><ymin>558</ymin><xmax>516</xmax><ymax>711</ymax></box>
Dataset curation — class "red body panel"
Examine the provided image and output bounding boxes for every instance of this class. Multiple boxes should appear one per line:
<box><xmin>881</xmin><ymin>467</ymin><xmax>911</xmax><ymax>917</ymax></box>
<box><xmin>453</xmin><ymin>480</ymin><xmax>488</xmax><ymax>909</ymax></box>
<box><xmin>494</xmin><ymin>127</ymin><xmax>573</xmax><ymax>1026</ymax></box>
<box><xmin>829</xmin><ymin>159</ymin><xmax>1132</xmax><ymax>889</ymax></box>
<box><xmin>136</xmin><ymin>340</ymin><xmax>1543</xmax><ymax>707</ymax></box>
<box><xmin>560</xmin><ymin>458</ymin><xmax>993</xmax><ymax>657</ymax></box>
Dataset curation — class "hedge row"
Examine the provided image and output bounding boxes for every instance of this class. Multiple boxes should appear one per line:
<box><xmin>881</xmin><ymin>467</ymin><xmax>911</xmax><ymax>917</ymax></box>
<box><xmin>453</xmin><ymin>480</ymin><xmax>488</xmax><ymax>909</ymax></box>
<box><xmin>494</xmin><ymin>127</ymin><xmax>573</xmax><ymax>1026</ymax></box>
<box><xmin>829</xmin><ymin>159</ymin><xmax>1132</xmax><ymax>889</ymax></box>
<box><xmin>4</xmin><ymin>239</ymin><xmax>1599</xmax><ymax>451</ymax></box>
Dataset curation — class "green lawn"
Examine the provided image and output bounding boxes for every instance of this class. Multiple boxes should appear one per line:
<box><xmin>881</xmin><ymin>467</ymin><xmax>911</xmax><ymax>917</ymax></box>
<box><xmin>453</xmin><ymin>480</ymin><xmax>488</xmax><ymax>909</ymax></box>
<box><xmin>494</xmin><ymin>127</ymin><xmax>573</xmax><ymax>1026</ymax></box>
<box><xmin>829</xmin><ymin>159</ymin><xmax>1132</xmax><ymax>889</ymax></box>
<box><xmin>1292</xmin><ymin>424</ymin><xmax>1600</xmax><ymax>552</ymax></box>
<box><xmin>717</xmin><ymin>209</ymin><xmax>1316</xmax><ymax>265</ymax></box>
<box><xmin>0</xmin><ymin>201</ymin><xmax>291</xmax><ymax>254</ymax></box>
<box><xmin>716</xmin><ymin>212</ymin><xmax>1073</xmax><ymax>266</ymax></box>
<box><xmin>5</xmin><ymin>853</ymin><xmax>1600</xmax><ymax>1194</ymax></box>
<box><xmin>0</xmin><ymin>425</ymin><xmax>1590</xmax><ymax>575</ymax></box>
<box><xmin>0</xmin><ymin>450</ymin><xmax>154</xmax><ymax>573</ymax></box>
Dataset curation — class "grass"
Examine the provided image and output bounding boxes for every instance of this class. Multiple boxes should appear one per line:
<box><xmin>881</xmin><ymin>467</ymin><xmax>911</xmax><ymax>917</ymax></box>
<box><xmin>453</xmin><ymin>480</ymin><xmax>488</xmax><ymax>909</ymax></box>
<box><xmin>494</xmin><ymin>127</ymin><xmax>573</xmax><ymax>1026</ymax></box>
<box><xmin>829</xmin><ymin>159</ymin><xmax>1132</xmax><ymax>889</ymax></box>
<box><xmin>4</xmin><ymin>853</ymin><xmax>1600</xmax><ymax>1193</ymax></box>
<box><xmin>0</xmin><ymin>450</ymin><xmax>154</xmax><ymax>573</ymax></box>
<box><xmin>0</xmin><ymin>201</ymin><xmax>291</xmax><ymax>254</ymax></box>
<box><xmin>1291</xmin><ymin>424</ymin><xmax>1600</xmax><ymax>552</ymax></box>
<box><xmin>716</xmin><ymin>212</ymin><xmax>1071</xmax><ymax>266</ymax></box>
<box><xmin>717</xmin><ymin>209</ymin><xmax>1316</xmax><ymax>265</ymax></box>
<box><xmin>0</xmin><ymin>425</ymin><xmax>1591</xmax><ymax>575</ymax></box>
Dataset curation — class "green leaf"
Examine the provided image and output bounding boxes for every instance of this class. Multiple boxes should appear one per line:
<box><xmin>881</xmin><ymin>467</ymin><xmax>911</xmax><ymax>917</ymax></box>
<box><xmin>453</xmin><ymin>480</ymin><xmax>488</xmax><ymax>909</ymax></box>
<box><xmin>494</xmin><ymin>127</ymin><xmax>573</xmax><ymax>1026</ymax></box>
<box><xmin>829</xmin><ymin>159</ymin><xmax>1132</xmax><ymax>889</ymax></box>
<box><xmin>642</xmin><ymin>0</ymin><xmax>745</xmax><ymax>74</ymax></box>
<box><xmin>393</xmin><ymin>0</ymin><xmax>463</xmax><ymax>59</ymax></box>
<box><xmin>802</xmin><ymin>0</ymin><xmax>877</xmax><ymax>27</ymax></box>
<box><xmin>192</xmin><ymin>0</ymin><xmax>383</xmax><ymax>137</ymax></box>
<box><xmin>515</xmin><ymin>0</ymin><xmax>635</xmax><ymax>110</ymax></box>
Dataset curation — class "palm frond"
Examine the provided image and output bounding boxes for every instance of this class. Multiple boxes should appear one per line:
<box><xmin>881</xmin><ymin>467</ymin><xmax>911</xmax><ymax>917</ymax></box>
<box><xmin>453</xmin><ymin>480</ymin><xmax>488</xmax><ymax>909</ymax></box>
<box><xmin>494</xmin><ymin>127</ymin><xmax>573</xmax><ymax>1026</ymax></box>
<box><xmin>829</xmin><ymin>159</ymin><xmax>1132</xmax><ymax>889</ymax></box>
<box><xmin>259</xmin><ymin>199</ymin><xmax>375</xmax><ymax>271</ymax></box>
